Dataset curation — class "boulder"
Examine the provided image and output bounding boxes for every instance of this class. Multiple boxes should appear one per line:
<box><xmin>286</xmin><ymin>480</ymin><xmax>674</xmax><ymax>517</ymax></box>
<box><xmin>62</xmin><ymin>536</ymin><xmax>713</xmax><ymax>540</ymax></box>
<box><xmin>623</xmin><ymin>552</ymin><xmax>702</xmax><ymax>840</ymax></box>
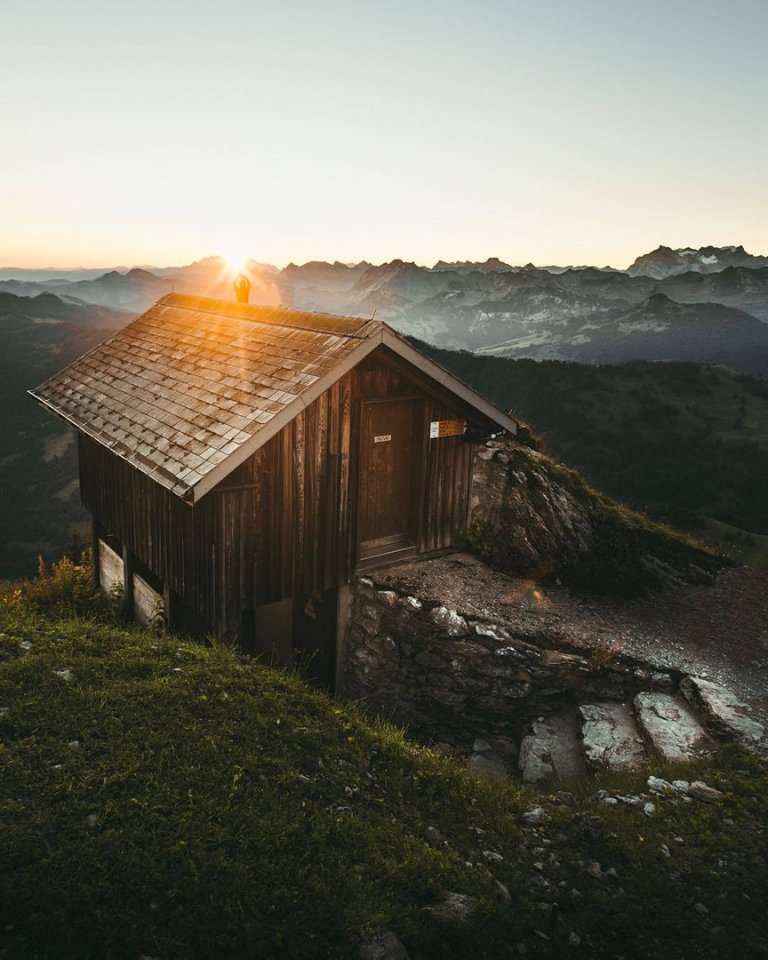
<box><xmin>634</xmin><ymin>692</ymin><xmax>716</xmax><ymax>762</ymax></box>
<box><xmin>578</xmin><ymin>702</ymin><xmax>647</xmax><ymax>771</ymax></box>
<box><xmin>680</xmin><ymin>676</ymin><xmax>764</xmax><ymax>746</ymax></box>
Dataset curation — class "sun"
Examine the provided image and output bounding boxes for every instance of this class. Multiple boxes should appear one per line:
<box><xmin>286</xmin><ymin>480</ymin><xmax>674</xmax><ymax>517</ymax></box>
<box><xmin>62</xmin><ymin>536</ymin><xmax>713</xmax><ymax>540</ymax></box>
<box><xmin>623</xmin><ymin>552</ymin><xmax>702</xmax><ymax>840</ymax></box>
<box><xmin>220</xmin><ymin>247</ymin><xmax>250</xmax><ymax>275</ymax></box>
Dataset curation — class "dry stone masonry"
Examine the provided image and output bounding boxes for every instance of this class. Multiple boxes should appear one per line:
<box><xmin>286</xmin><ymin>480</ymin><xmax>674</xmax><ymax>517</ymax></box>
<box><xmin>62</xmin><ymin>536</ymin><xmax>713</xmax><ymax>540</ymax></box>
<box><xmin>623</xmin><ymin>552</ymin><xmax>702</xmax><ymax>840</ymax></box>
<box><xmin>339</xmin><ymin>557</ymin><xmax>766</xmax><ymax>783</ymax></box>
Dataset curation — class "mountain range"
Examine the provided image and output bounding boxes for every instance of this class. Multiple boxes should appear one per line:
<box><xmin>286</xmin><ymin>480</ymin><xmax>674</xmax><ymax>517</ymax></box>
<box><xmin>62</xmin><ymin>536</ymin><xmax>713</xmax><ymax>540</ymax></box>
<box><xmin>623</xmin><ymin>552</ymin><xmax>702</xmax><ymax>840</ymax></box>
<box><xmin>0</xmin><ymin>293</ymin><xmax>129</xmax><ymax>577</ymax></box>
<box><xmin>4</xmin><ymin>246</ymin><xmax>768</xmax><ymax>375</ymax></box>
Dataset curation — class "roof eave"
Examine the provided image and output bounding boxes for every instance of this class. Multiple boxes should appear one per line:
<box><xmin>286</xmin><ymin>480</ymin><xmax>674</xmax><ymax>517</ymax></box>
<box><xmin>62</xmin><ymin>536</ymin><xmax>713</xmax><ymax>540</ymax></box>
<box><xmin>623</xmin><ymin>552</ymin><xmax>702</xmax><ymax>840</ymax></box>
<box><xmin>379</xmin><ymin>327</ymin><xmax>518</xmax><ymax>436</ymax></box>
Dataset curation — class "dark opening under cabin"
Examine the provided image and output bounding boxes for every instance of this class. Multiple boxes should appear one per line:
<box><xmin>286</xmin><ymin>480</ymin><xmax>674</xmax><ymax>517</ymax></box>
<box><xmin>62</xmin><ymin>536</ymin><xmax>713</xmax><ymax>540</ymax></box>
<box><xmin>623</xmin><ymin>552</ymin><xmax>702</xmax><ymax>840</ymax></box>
<box><xmin>31</xmin><ymin>291</ymin><xmax>517</xmax><ymax>687</ymax></box>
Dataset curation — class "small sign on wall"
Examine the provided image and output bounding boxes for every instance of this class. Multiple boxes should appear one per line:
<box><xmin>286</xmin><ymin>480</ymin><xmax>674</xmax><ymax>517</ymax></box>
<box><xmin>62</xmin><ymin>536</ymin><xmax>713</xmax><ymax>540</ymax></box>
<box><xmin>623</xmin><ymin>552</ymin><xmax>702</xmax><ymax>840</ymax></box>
<box><xmin>374</xmin><ymin>434</ymin><xmax>392</xmax><ymax>443</ymax></box>
<box><xmin>429</xmin><ymin>419</ymin><xmax>467</xmax><ymax>439</ymax></box>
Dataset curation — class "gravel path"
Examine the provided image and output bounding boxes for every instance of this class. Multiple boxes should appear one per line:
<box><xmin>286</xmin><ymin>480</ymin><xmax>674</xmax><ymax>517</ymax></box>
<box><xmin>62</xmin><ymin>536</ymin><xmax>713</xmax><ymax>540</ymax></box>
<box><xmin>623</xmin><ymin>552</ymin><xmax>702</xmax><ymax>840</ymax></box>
<box><xmin>371</xmin><ymin>554</ymin><xmax>768</xmax><ymax>727</ymax></box>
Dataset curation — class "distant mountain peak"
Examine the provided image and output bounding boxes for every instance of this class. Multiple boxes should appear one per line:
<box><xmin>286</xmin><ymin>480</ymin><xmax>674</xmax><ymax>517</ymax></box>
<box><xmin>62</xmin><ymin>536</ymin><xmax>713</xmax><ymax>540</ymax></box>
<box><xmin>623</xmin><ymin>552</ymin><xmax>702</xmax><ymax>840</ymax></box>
<box><xmin>628</xmin><ymin>244</ymin><xmax>768</xmax><ymax>279</ymax></box>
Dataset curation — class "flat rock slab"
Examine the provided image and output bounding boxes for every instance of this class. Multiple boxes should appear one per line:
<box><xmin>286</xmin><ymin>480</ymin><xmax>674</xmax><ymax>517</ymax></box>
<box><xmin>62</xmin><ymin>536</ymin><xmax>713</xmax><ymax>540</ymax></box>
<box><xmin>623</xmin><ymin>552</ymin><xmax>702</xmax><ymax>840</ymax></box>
<box><xmin>680</xmin><ymin>676</ymin><xmax>765</xmax><ymax>746</ymax></box>
<box><xmin>519</xmin><ymin>711</ymin><xmax>587</xmax><ymax>782</ymax></box>
<box><xmin>634</xmin><ymin>692</ymin><xmax>716</xmax><ymax>763</ymax></box>
<box><xmin>578</xmin><ymin>702</ymin><xmax>647</xmax><ymax>771</ymax></box>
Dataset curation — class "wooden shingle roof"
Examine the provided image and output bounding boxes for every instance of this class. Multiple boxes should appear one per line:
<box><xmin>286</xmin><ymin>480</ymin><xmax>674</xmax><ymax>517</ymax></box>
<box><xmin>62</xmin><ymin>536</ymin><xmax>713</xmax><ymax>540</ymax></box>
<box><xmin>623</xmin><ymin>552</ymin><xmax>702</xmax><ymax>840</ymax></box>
<box><xmin>31</xmin><ymin>293</ymin><xmax>517</xmax><ymax>502</ymax></box>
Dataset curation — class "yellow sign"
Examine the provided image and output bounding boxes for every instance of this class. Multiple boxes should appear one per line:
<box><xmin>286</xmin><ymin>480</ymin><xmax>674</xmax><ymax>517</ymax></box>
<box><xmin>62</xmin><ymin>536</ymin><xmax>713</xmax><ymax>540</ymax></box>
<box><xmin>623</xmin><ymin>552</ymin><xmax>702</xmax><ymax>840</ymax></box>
<box><xmin>429</xmin><ymin>419</ymin><xmax>467</xmax><ymax>439</ymax></box>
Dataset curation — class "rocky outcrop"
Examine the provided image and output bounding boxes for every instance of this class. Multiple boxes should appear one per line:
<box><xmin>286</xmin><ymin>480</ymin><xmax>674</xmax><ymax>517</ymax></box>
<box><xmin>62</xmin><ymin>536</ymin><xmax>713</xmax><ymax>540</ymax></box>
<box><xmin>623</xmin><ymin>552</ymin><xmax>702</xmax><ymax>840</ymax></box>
<box><xmin>470</xmin><ymin>438</ymin><xmax>728</xmax><ymax>596</ymax></box>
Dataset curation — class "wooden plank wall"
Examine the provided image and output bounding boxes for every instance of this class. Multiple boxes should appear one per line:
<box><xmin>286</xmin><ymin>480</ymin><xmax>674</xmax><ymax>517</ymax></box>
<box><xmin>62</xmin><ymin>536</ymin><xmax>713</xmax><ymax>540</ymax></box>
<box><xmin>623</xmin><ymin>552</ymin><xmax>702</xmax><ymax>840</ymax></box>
<box><xmin>79</xmin><ymin>348</ymin><xmax>488</xmax><ymax>641</ymax></box>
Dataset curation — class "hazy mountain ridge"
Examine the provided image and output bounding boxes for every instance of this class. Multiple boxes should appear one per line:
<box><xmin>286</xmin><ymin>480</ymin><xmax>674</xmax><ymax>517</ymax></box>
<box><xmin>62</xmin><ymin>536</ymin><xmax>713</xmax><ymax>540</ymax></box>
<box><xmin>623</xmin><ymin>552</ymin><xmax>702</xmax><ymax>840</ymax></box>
<box><xmin>628</xmin><ymin>244</ymin><xmax>768</xmax><ymax>279</ymax></box>
<box><xmin>0</xmin><ymin>293</ymin><xmax>132</xmax><ymax>577</ymax></box>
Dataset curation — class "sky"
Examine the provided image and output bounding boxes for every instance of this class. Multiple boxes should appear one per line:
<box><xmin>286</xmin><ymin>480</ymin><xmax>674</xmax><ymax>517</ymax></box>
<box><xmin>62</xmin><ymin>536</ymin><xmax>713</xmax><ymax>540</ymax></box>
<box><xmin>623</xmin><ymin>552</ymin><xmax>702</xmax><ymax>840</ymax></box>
<box><xmin>1</xmin><ymin>0</ymin><xmax>767</xmax><ymax>270</ymax></box>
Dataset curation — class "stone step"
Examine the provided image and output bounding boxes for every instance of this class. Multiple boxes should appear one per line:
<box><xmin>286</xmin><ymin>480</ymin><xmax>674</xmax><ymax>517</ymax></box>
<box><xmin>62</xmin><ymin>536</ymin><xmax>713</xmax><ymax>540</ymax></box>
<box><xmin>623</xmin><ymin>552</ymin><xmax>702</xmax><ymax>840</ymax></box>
<box><xmin>633</xmin><ymin>692</ymin><xmax>716</xmax><ymax>763</ymax></box>
<box><xmin>519</xmin><ymin>710</ymin><xmax>587</xmax><ymax>783</ymax></box>
<box><xmin>680</xmin><ymin>676</ymin><xmax>765</xmax><ymax>747</ymax></box>
<box><xmin>578</xmin><ymin>702</ymin><xmax>647</xmax><ymax>772</ymax></box>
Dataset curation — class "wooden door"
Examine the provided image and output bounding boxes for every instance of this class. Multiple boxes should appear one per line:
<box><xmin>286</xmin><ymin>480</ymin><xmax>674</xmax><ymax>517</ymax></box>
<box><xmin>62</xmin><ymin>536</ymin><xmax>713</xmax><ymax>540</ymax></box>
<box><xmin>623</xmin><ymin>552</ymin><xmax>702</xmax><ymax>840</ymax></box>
<box><xmin>357</xmin><ymin>398</ymin><xmax>421</xmax><ymax>560</ymax></box>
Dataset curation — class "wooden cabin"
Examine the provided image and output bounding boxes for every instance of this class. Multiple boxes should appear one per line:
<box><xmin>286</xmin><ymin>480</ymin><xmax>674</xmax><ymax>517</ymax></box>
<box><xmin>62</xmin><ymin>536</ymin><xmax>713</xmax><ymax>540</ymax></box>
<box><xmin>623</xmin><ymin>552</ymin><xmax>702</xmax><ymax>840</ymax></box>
<box><xmin>31</xmin><ymin>292</ymin><xmax>517</xmax><ymax>687</ymax></box>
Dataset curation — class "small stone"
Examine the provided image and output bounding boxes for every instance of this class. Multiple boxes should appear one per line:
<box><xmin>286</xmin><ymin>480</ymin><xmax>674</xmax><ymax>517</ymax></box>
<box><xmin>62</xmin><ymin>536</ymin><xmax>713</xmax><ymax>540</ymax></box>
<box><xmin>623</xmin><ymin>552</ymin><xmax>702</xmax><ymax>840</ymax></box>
<box><xmin>599</xmin><ymin>796</ymin><xmax>618</xmax><ymax>806</ymax></box>
<box><xmin>424</xmin><ymin>892</ymin><xmax>478</xmax><ymax>923</ymax></box>
<box><xmin>428</xmin><ymin>606</ymin><xmax>468</xmax><ymax>637</ymax></box>
<box><xmin>647</xmin><ymin>776</ymin><xmax>674</xmax><ymax>795</ymax></box>
<box><xmin>585</xmin><ymin>862</ymin><xmax>603</xmax><ymax>879</ymax></box>
<box><xmin>53</xmin><ymin>668</ymin><xmax>73</xmax><ymax>682</ymax></box>
<box><xmin>473</xmin><ymin>738</ymin><xmax>492</xmax><ymax>754</ymax></box>
<box><xmin>19</xmin><ymin>640</ymin><xmax>33</xmax><ymax>655</ymax></box>
<box><xmin>377</xmin><ymin>591</ymin><xmax>399</xmax><ymax>608</ymax></box>
<box><xmin>689</xmin><ymin>781</ymin><xmax>725</xmax><ymax>804</ymax></box>
<box><xmin>694</xmin><ymin>902</ymin><xmax>709</xmax><ymax>916</ymax></box>
<box><xmin>403</xmin><ymin>596</ymin><xmax>422</xmax><ymax>611</ymax></box>
<box><xmin>605</xmin><ymin>867</ymin><xmax>618</xmax><ymax>878</ymax></box>
<box><xmin>660</xmin><ymin>844</ymin><xmax>671</xmax><ymax>858</ymax></box>
<box><xmin>569</xmin><ymin>931</ymin><xmax>581</xmax><ymax>947</ymax></box>
<box><xmin>643</xmin><ymin>802</ymin><xmax>656</xmax><ymax>816</ymax></box>
<box><xmin>672</xmin><ymin>780</ymin><xmax>690</xmax><ymax>794</ymax></box>
<box><xmin>0</xmin><ymin>707</ymin><xmax>8</xmax><ymax>718</ymax></box>
<box><xmin>67</xmin><ymin>740</ymin><xmax>80</xmax><ymax>749</ymax></box>
<box><xmin>521</xmin><ymin>806</ymin><xmax>551</xmax><ymax>826</ymax></box>
<box><xmin>85</xmin><ymin>814</ymin><xmax>99</xmax><ymax>828</ymax></box>
<box><xmin>572</xmin><ymin>812</ymin><xmax>605</xmax><ymax>837</ymax></box>
<box><xmin>474</xmin><ymin>623</ymin><xmax>508</xmax><ymax>641</ymax></box>
<box><xmin>483</xmin><ymin>850</ymin><xmax>504</xmax><ymax>865</ymax></box>
<box><xmin>359</xmin><ymin>930</ymin><xmax>409</xmax><ymax>960</ymax></box>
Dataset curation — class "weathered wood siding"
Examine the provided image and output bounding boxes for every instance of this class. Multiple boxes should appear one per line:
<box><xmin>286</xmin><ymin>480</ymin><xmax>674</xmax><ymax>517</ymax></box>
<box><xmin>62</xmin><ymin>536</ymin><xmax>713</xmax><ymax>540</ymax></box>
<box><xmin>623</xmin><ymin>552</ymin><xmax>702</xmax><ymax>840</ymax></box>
<box><xmin>79</xmin><ymin>348</ymin><xmax>489</xmax><ymax>641</ymax></box>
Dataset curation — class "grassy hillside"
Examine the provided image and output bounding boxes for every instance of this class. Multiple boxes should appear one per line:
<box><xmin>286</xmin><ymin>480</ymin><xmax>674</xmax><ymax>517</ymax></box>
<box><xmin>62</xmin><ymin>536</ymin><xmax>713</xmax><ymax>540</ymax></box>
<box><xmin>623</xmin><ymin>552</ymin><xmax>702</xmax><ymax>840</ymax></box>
<box><xmin>414</xmin><ymin>345</ymin><xmax>768</xmax><ymax>551</ymax></box>
<box><xmin>1</xmin><ymin>585</ymin><xmax>766</xmax><ymax>959</ymax></box>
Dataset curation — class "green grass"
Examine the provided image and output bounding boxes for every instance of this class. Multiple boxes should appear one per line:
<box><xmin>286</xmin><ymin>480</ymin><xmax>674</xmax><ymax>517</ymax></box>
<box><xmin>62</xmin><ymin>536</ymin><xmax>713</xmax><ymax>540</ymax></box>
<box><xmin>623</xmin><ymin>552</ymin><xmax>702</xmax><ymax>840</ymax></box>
<box><xmin>1</xmin><ymin>604</ymin><xmax>766</xmax><ymax>959</ymax></box>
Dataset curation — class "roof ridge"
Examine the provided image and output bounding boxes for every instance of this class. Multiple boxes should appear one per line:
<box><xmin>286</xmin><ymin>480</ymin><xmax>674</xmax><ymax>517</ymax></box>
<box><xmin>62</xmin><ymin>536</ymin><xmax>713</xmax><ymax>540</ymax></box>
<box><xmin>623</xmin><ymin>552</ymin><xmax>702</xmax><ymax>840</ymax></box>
<box><xmin>164</xmin><ymin>293</ymin><xmax>377</xmax><ymax>339</ymax></box>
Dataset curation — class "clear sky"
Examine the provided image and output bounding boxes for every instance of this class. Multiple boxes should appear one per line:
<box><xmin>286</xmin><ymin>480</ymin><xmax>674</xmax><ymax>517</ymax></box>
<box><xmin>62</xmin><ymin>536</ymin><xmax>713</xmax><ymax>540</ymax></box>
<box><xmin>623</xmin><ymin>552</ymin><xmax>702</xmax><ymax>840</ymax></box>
<box><xmin>2</xmin><ymin>0</ymin><xmax>766</xmax><ymax>269</ymax></box>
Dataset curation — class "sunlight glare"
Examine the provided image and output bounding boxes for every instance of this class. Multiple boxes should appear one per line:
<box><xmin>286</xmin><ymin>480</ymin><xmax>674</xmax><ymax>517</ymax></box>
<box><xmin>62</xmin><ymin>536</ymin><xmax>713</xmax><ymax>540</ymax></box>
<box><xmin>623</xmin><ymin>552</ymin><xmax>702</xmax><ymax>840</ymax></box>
<box><xmin>220</xmin><ymin>248</ymin><xmax>250</xmax><ymax>276</ymax></box>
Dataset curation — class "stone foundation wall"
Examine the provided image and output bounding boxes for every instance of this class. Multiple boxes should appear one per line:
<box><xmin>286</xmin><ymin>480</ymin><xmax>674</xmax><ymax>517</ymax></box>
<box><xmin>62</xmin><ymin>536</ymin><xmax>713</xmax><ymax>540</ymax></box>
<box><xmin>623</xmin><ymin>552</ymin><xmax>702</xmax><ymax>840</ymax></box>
<box><xmin>339</xmin><ymin>574</ymin><xmax>675</xmax><ymax>751</ymax></box>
